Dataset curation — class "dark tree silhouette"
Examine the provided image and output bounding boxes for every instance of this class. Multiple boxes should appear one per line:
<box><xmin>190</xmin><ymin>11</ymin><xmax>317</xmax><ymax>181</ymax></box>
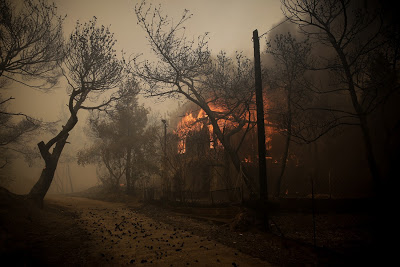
<box><xmin>132</xmin><ymin>2</ymin><xmax>258</xmax><ymax>195</ymax></box>
<box><xmin>265</xmin><ymin>32</ymin><xmax>312</xmax><ymax>196</ymax></box>
<box><xmin>0</xmin><ymin>0</ymin><xmax>64</xmax><ymax>89</ymax></box>
<box><xmin>77</xmin><ymin>79</ymin><xmax>159</xmax><ymax>194</ymax></box>
<box><xmin>281</xmin><ymin>1</ymin><xmax>400</xmax><ymax>261</ymax></box>
<box><xmin>281</xmin><ymin>0</ymin><xmax>400</xmax><ymax>195</ymax></box>
<box><xmin>0</xmin><ymin>0</ymin><xmax>64</xmax><ymax>171</ymax></box>
<box><xmin>28</xmin><ymin>18</ymin><xmax>124</xmax><ymax>206</ymax></box>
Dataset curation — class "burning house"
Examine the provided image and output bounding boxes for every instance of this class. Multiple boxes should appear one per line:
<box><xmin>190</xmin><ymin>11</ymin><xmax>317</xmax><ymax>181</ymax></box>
<box><xmin>169</xmin><ymin>102</ymin><xmax>275</xmax><ymax>202</ymax></box>
<box><xmin>163</xmin><ymin>94</ymin><xmax>373</xmax><ymax>203</ymax></box>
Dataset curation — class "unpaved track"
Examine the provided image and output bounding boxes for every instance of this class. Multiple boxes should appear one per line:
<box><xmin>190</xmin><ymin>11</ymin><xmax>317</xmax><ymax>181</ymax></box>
<box><xmin>46</xmin><ymin>195</ymin><xmax>272</xmax><ymax>266</ymax></box>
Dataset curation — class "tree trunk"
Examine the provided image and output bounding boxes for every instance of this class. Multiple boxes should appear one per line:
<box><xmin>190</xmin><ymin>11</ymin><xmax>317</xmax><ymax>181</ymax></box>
<box><xmin>206</xmin><ymin>110</ymin><xmax>257</xmax><ymax>196</ymax></box>
<box><xmin>332</xmin><ymin>42</ymin><xmax>381</xmax><ymax>192</ymax></box>
<box><xmin>275</xmin><ymin>87</ymin><xmax>292</xmax><ymax>198</ymax></box>
<box><xmin>276</xmin><ymin>133</ymin><xmax>291</xmax><ymax>197</ymax></box>
<box><xmin>182</xmin><ymin>84</ymin><xmax>258</xmax><ymax>196</ymax></box>
<box><xmin>126</xmin><ymin>146</ymin><xmax>132</xmax><ymax>194</ymax></box>
<box><xmin>28</xmin><ymin>135</ymin><xmax>68</xmax><ymax>207</ymax></box>
<box><xmin>179</xmin><ymin>84</ymin><xmax>257</xmax><ymax>196</ymax></box>
<box><xmin>27</xmin><ymin>88</ymin><xmax>82</xmax><ymax>207</ymax></box>
<box><xmin>331</xmin><ymin>38</ymin><xmax>385</xmax><ymax>257</ymax></box>
<box><xmin>223</xmin><ymin>148</ymin><xmax>231</xmax><ymax>188</ymax></box>
<box><xmin>28</xmin><ymin>162</ymin><xmax>57</xmax><ymax>206</ymax></box>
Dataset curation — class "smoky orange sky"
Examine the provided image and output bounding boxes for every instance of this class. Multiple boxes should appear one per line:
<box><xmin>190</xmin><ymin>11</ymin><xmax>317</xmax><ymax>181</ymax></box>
<box><xmin>3</xmin><ymin>0</ymin><xmax>285</xmax><ymax>193</ymax></box>
<box><xmin>6</xmin><ymin>0</ymin><xmax>284</xmax><ymax>118</ymax></box>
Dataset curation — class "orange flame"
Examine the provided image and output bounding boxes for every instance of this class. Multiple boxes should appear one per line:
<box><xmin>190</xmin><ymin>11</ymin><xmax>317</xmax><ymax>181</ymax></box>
<box><xmin>175</xmin><ymin>111</ymin><xmax>204</xmax><ymax>154</ymax></box>
<box><xmin>175</xmin><ymin>95</ymin><xmax>275</xmax><ymax>154</ymax></box>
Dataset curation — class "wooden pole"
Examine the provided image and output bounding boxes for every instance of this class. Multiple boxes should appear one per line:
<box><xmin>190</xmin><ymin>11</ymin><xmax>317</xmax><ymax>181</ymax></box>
<box><xmin>253</xmin><ymin>29</ymin><xmax>268</xmax><ymax>229</ymax></box>
<box><xmin>67</xmin><ymin>164</ymin><xmax>73</xmax><ymax>193</ymax></box>
<box><xmin>311</xmin><ymin>176</ymin><xmax>317</xmax><ymax>247</ymax></box>
<box><xmin>161</xmin><ymin>119</ymin><xmax>167</xmax><ymax>198</ymax></box>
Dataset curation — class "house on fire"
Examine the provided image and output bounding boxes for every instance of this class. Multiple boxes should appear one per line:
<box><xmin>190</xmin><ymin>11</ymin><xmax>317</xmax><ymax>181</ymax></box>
<box><xmin>167</xmin><ymin>109</ymin><xmax>255</xmax><ymax>202</ymax></box>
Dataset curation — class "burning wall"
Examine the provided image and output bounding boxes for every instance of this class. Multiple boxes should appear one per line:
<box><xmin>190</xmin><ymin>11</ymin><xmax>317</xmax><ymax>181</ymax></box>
<box><xmin>174</xmin><ymin>98</ymin><xmax>274</xmax><ymax>158</ymax></box>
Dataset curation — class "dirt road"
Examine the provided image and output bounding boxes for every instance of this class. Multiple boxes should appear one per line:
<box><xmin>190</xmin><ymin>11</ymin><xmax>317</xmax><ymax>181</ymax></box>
<box><xmin>47</xmin><ymin>195</ymin><xmax>272</xmax><ymax>266</ymax></box>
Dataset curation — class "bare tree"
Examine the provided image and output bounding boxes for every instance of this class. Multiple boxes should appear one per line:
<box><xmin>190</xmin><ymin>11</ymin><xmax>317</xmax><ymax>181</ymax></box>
<box><xmin>281</xmin><ymin>0</ymin><xmax>400</xmax><ymax>194</ymax></box>
<box><xmin>132</xmin><ymin>2</ymin><xmax>257</xmax><ymax>195</ymax></box>
<box><xmin>0</xmin><ymin>0</ymin><xmax>64</xmax><ymax>172</ymax></box>
<box><xmin>265</xmin><ymin>32</ymin><xmax>312</xmax><ymax>196</ymax></box>
<box><xmin>0</xmin><ymin>0</ymin><xmax>64</xmax><ymax>89</ymax></box>
<box><xmin>0</xmin><ymin>97</ymin><xmax>39</xmax><ymax>147</ymax></box>
<box><xmin>28</xmin><ymin>18</ymin><xmax>124</xmax><ymax>205</ymax></box>
<box><xmin>0</xmin><ymin>94</ymin><xmax>52</xmax><ymax>182</ymax></box>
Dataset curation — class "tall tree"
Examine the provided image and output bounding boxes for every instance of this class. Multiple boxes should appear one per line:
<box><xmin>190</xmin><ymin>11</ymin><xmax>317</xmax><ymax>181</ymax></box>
<box><xmin>265</xmin><ymin>32</ymin><xmax>312</xmax><ymax>197</ymax></box>
<box><xmin>281</xmin><ymin>1</ymin><xmax>400</xmax><ymax>261</ymax></box>
<box><xmin>0</xmin><ymin>0</ymin><xmax>64</xmax><ymax>172</ymax></box>
<box><xmin>132</xmin><ymin>2</ymin><xmax>257</xmax><ymax>195</ymax></box>
<box><xmin>0</xmin><ymin>0</ymin><xmax>64</xmax><ymax>89</ymax></box>
<box><xmin>28</xmin><ymin>18</ymin><xmax>123</xmax><ymax>205</ymax></box>
<box><xmin>281</xmin><ymin>0</ymin><xmax>400</xmax><ymax>195</ymax></box>
<box><xmin>78</xmin><ymin>80</ymin><xmax>159</xmax><ymax>194</ymax></box>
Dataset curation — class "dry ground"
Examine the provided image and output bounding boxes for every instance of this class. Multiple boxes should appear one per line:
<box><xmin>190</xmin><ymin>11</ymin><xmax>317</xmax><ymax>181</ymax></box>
<box><xmin>0</xmin><ymin>187</ymin><xmax>385</xmax><ymax>266</ymax></box>
<box><xmin>1</xmin><ymin>189</ymin><xmax>269</xmax><ymax>266</ymax></box>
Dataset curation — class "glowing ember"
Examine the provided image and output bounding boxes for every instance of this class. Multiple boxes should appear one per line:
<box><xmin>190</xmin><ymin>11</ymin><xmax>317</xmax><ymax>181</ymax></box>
<box><xmin>243</xmin><ymin>157</ymin><xmax>252</xmax><ymax>163</ymax></box>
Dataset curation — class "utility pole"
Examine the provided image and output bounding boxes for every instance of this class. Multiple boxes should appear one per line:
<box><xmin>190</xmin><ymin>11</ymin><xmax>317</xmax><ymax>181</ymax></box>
<box><xmin>161</xmin><ymin>119</ymin><xmax>167</xmax><ymax>199</ymax></box>
<box><xmin>162</xmin><ymin>119</ymin><xmax>167</xmax><ymax>157</ymax></box>
<box><xmin>67</xmin><ymin>163</ymin><xmax>73</xmax><ymax>193</ymax></box>
<box><xmin>253</xmin><ymin>29</ymin><xmax>268</xmax><ymax>228</ymax></box>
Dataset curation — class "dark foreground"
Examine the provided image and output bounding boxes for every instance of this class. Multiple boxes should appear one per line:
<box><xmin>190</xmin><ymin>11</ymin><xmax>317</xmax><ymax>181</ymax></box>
<box><xmin>0</xmin><ymin>187</ymin><xmax>388</xmax><ymax>266</ymax></box>
<box><xmin>0</xmin><ymin>188</ymin><xmax>91</xmax><ymax>266</ymax></box>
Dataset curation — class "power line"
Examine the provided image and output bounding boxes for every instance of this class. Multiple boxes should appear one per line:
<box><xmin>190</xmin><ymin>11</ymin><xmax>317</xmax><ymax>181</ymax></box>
<box><xmin>257</xmin><ymin>16</ymin><xmax>292</xmax><ymax>39</ymax></box>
